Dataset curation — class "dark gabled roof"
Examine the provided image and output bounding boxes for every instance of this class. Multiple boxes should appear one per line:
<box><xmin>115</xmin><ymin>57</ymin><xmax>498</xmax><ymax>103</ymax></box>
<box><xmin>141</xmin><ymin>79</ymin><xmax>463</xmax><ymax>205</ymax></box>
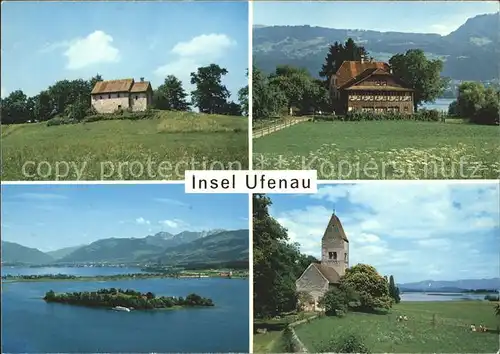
<box><xmin>130</xmin><ymin>81</ymin><xmax>152</xmax><ymax>93</ymax></box>
<box><xmin>296</xmin><ymin>262</ymin><xmax>341</xmax><ymax>285</ymax></box>
<box><xmin>313</xmin><ymin>263</ymin><xmax>341</xmax><ymax>284</ymax></box>
<box><xmin>341</xmin><ymin>67</ymin><xmax>414</xmax><ymax>91</ymax></box>
<box><xmin>91</xmin><ymin>79</ymin><xmax>134</xmax><ymax>94</ymax></box>
<box><xmin>333</xmin><ymin>61</ymin><xmax>390</xmax><ymax>89</ymax></box>
<box><xmin>322</xmin><ymin>213</ymin><xmax>349</xmax><ymax>242</ymax></box>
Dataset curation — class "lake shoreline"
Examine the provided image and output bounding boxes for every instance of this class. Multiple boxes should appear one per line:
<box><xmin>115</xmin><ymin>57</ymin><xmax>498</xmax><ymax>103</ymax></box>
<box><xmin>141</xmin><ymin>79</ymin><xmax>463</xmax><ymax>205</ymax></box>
<box><xmin>2</xmin><ymin>274</ymin><xmax>248</xmax><ymax>283</ymax></box>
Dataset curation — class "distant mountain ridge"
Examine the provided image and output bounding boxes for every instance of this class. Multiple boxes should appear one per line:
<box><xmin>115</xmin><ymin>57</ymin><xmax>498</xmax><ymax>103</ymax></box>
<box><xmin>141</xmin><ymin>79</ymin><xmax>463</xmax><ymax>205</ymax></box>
<box><xmin>399</xmin><ymin>278</ymin><xmax>500</xmax><ymax>291</ymax></box>
<box><xmin>1</xmin><ymin>241</ymin><xmax>54</xmax><ymax>264</ymax></box>
<box><xmin>1</xmin><ymin>229</ymin><xmax>249</xmax><ymax>266</ymax></box>
<box><xmin>253</xmin><ymin>12</ymin><xmax>499</xmax><ymax>81</ymax></box>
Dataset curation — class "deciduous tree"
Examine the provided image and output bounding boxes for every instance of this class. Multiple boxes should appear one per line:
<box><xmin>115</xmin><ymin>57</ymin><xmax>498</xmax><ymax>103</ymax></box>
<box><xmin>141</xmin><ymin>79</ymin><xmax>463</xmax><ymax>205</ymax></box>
<box><xmin>389</xmin><ymin>49</ymin><xmax>448</xmax><ymax>112</ymax></box>
<box><xmin>190</xmin><ymin>64</ymin><xmax>230</xmax><ymax>114</ymax></box>
<box><xmin>154</xmin><ymin>75</ymin><xmax>190</xmax><ymax>111</ymax></box>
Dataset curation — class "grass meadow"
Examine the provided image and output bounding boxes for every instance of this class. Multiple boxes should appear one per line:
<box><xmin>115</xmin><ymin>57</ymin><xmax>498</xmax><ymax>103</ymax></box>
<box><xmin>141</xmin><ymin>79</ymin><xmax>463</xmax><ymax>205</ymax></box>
<box><xmin>254</xmin><ymin>301</ymin><xmax>500</xmax><ymax>353</ymax></box>
<box><xmin>2</xmin><ymin>111</ymin><xmax>248</xmax><ymax>180</ymax></box>
<box><xmin>252</xmin><ymin>120</ymin><xmax>500</xmax><ymax>179</ymax></box>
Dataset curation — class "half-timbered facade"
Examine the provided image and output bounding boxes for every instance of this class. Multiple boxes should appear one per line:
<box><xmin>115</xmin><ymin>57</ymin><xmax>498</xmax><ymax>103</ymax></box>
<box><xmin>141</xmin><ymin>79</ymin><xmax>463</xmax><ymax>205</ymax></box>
<box><xmin>330</xmin><ymin>60</ymin><xmax>414</xmax><ymax>115</ymax></box>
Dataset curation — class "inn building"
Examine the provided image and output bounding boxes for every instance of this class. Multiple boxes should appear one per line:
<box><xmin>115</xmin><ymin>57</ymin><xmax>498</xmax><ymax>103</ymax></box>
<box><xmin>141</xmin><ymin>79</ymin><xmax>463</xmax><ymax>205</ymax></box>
<box><xmin>330</xmin><ymin>58</ymin><xmax>414</xmax><ymax>114</ymax></box>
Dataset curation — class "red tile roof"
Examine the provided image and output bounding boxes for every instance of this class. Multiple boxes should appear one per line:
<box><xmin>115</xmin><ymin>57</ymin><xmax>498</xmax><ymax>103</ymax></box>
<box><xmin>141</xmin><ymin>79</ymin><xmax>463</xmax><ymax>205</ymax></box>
<box><xmin>333</xmin><ymin>61</ymin><xmax>390</xmax><ymax>89</ymax></box>
<box><xmin>91</xmin><ymin>79</ymin><xmax>134</xmax><ymax>94</ymax></box>
<box><xmin>91</xmin><ymin>79</ymin><xmax>151</xmax><ymax>94</ymax></box>
<box><xmin>130</xmin><ymin>81</ymin><xmax>152</xmax><ymax>93</ymax></box>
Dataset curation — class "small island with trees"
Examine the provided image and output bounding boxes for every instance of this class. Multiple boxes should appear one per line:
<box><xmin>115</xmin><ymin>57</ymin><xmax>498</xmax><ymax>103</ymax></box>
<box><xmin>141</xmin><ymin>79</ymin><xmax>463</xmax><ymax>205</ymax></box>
<box><xmin>43</xmin><ymin>288</ymin><xmax>214</xmax><ymax>310</ymax></box>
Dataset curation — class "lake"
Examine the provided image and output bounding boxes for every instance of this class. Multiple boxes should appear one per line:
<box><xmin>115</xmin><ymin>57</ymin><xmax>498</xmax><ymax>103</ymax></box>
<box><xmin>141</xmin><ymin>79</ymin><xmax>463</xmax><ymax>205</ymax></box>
<box><xmin>2</xmin><ymin>268</ymin><xmax>249</xmax><ymax>353</ymax></box>
<box><xmin>421</xmin><ymin>98</ymin><xmax>454</xmax><ymax>112</ymax></box>
<box><xmin>401</xmin><ymin>292</ymin><xmax>490</xmax><ymax>302</ymax></box>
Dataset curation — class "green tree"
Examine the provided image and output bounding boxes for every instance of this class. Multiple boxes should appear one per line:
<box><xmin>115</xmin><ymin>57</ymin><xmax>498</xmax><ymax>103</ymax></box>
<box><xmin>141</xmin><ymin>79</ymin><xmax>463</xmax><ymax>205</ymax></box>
<box><xmin>238</xmin><ymin>85</ymin><xmax>248</xmax><ymax>116</ymax></box>
<box><xmin>154</xmin><ymin>75</ymin><xmax>190</xmax><ymax>111</ymax></box>
<box><xmin>190</xmin><ymin>64</ymin><xmax>230</xmax><ymax>114</ymax></box>
<box><xmin>341</xmin><ymin>264</ymin><xmax>392</xmax><ymax>311</ymax></box>
<box><xmin>269</xmin><ymin>65</ymin><xmax>328</xmax><ymax>115</ymax></box>
<box><xmin>252</xmin><ymin>66</ymin><xmax>287</xmax><ymax>119</ymax></box>
<box><xmin>319</xmin><ymin>38</ymin><xmax>369</xmax><ymax>85</ymax></box>
<box><xmin>389</xmin><ymin>49</ymin><xmax>448</xmax><ymax>111</ymax></box>
<box><xmin>253</xmin><ymin>194</ymin><xmax>302</xmax><ymax>318</ymax></box>
<box><xmin>452</xmin><ymin>81</ymin><xmax>499</xmax><ymax>125</ymax></box>
<box><xmin>388</xmin><ymin>275</ymin><xmax>401</xmax><ymax>304</ymax></box>
<box><xmin>1</xmin><ymin>90</ymin><xmax>30</xmax><ymax>124</ymax></box>
<box><xmin>495</xmin><ymin>303</ymin><xmax>500</xmax><ymax>316</ymax></box>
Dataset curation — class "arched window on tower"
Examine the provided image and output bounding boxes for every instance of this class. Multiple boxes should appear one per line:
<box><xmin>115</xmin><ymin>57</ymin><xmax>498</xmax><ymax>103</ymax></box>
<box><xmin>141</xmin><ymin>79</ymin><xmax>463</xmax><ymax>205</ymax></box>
<box><xmin>345</xmin><ymin>253</ymin><xmax>348</xmax><ymax>262</ymax></box>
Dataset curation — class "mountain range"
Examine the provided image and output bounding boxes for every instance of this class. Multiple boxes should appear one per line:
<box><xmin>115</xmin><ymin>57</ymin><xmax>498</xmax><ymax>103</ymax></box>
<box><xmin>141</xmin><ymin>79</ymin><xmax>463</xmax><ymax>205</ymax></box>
<box><xmin>1</xmin><ymin>229</ymin><xmax>249</xmax><ymax>266</ymax></box>
<box><xmin>253</xmin><ymin>12</ymin><xmax>499</xmax><ymax>81</ymax></box>
<box><xmin>399</xmin><ymin>278</ymin><xmax>500</xmax><ymax>291</ymax></box>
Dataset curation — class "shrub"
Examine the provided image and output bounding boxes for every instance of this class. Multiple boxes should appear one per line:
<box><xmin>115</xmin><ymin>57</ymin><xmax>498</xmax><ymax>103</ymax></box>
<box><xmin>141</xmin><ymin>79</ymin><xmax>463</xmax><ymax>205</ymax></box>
<box><xmin>318</xmin><ymin>287</ymin><xmax>349</xmax><ymax>316</ymax></box>
<box><xmin>46</xmin><ymin>116</ymin><xmax>77</xmax><ymax>127</ymax></box>
<box><xmin>317</xmin><ymin>333</ymin><xmax>370</xmax><ymax>354</ymax></box>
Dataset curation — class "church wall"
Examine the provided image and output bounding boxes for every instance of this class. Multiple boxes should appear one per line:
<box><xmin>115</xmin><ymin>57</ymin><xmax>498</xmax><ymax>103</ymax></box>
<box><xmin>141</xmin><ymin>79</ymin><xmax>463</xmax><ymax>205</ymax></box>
<box><xmin>296</xmin><ymin>265</ymin><xmax>329</xmax><ymax>308</ymax></box>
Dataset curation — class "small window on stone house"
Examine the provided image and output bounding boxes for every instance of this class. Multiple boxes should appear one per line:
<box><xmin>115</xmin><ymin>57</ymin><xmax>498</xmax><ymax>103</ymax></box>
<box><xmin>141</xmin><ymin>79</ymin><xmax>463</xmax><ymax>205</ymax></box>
<box><xmin>108</xmin><ymin>94</ymin><xmax>111</xmax><ymax>99</ymax></box>
<box><xmin>345</xmin><ymin>253</ymin><xmax>348</xmax><ymax>261</ymax></box>
<box><xmin>117</xmin><ymin>93</ymin><xmax>120</xmax><ymax>98</ymax></box>
<box><xmin>135</xmin><ymin>95</ymin><xmax>139</xmax><ymax>100</ymax></box>
<box><xmin>100</xmin><ymin>95</ymin><xmax>103</xmax><ymax>99</ymax></box>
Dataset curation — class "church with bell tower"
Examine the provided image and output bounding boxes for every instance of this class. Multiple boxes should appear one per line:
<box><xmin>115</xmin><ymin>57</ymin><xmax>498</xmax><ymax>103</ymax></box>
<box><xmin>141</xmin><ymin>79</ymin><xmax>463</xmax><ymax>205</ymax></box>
<box><xmin>296</xmin><ymin>211</ymin><xmax>350</xmax><ymax>311</ymax></box>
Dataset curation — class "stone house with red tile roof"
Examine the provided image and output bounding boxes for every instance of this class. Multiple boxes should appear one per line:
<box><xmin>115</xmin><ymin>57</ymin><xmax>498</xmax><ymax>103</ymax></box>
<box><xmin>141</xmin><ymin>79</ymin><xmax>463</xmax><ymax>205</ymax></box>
<box><xmin>330</xmin><ymin>58</ymin><xmax>414</xmax><ymax>115</ymax></box>
<box><xmin>296</xmin><ymin>212</ymin><xmax>349</xmax><ymax>311</ymax></box>
<box><xmin>91</xmin><ymin>78</ymin><xmax>153</xmax><ymax>114</ymax></box>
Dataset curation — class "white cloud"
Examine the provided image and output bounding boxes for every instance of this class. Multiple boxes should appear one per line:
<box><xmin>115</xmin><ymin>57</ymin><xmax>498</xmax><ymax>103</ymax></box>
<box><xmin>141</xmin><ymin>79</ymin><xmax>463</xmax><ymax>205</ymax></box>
<box><xmin>135</xmin><ymin>217</ymin><xmax>150</xmax><ymax>225</ymax></box>
<box><xmin>273</xmin><ymin>183</ymin><xmax>499</xmax><ymax>282</ymax></box>
<box><xmin>159</xmin><ymin>218</ymin><xmax>188</xmax><ymax>229</ymax></box>
<box><xmin>153</xmin><ymin>33</ymin><xmax>236</xmax><ymax>89</ymax></box>
<box><xmin>429</xmin><ymin>24</ymin><xmax>454</xmax><ymax>36</ymax></box>
<box><xmin>154</xmin><ymin>58</ymin><xmax>198</xmax><ymax>85</ymax></box>
<box><xmin>159</xmin><ymin>219</ymin><xmax>178</xmax><ymax>228</ymax></box>
<box><xmin>63</xmin><ymin>30</ymin><xmax>120</xmax><ymax>70</ymax></box>
<box><xmin>171</xmin><ymin>33</ymin><xmax>236</xmax><ymax>59</ymax></box>
<box><xmin>15</xmin><ymin>193</ymin><xmax>67</xmax><ymax>201</ymax></box>
<box><xmin>153</xmin><ymin>198</ymin><xmax>189</xmax><ymax>207</ymax></box>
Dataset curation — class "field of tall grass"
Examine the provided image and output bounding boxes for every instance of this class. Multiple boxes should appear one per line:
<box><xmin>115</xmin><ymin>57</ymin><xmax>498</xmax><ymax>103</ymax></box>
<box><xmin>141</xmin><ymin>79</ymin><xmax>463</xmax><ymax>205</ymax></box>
<box><xmin>2</xmin><ymin>110</ymin><xmax>248</xmax><ymax>180</ymax></box>
<box><xmin>256</xmin><ymin>301</ymin><xmax>499</xmax><ymax>353</ymax></box>
<box><xmin>253</xmin><ymin>120</ymin><xmax>499</xmax><ymax>179</ymax></box>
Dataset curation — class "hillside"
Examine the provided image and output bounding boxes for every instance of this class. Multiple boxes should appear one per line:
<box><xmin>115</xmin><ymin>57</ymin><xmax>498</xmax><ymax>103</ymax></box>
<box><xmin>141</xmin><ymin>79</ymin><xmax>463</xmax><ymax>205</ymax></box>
<box><xmin>399</xmin><ymin>278</ymin><xmax>500</xmax><ymax>291</ymax></box>
<box><xmin>46</xmin><ymin>245</ymin><xmax>84</xmax><ymax>260</ymax></box>
<box><xmin>57</xmin><ymin>230</ymin><xmax>208</xmax><ymax>263</ymax></box>
<box><xmin>145</xmin><ymin>229</ymin><xmax>249</xmax><ymax>266</ymax></box>
<box><xmin>1</xmin><ymin>241</ymin><xmax>54</xmax><ymax>264</ymax></box>
<box><xmin>56</xmin><ymin>229</ymin><xmax>248</xmax><ymax>264</ymax></box>
<box><xmin>253</xmin><ymin>12</ymin><xmax>499</xmax><ymax>81</ymax></box>
<box><xmin>2</xmin><ymin>111</ymin><xmax>248</xmax><ymax>181</ymax></box>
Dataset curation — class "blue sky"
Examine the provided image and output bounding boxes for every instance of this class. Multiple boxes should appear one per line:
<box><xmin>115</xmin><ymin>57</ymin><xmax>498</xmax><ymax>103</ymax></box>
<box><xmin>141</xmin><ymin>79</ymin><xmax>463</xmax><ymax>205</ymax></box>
<box><xmin>267</xmin><ymin>182</ymin><xmax>499</xmax><ymax>283</ymax></box>
<box><xmin>1</xmin><ymin>1</ymin><xmax>248</xmax><ymax>100</ymax></box>
<box><xmin>1</xmin><ymin>184</ymin><xmax>249</xmax><ymax>252</ymax></box>
<box><xmin>254</xmin><ymin>1</ymin><xmax>499</xmax><ymax>35</ymax></box>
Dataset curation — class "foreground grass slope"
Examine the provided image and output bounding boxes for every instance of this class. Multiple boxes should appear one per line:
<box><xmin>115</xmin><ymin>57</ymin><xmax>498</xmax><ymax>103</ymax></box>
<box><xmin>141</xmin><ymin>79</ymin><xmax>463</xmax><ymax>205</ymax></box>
<box><xmin>253</xmin><ymin>121</ymin><xmax>499</xmax><ymax>179</ymax></box>
<box><xmin>294</xmin><ymin>302</ymin><xmax>499</xmax><ymax>353</ymax></box>
<box><xmin>2</xmin><ymin>111</ymin><xmax>248</xmax><ymax>180</ymax></box>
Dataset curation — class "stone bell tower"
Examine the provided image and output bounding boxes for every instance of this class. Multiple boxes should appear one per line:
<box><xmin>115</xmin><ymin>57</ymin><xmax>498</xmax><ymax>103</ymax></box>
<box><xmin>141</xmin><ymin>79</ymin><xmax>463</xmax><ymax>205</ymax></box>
<box><xmin>321</xmin><ymin>211</ymin><xmax>349</xmax><ymax>277</ymax></box>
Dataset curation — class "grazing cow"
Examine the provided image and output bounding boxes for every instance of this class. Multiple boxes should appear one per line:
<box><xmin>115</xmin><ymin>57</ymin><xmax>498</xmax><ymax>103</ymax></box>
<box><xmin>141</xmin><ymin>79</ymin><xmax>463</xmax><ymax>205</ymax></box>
<box><xmin>470</xmin><ymin>324</ymin><xmax>476</xmax><ymax>332</ymax></box>
<box><xmin>403</xmin><ymin>315</ymin><xmax>408</xmax><ymax>321</ymax></box>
